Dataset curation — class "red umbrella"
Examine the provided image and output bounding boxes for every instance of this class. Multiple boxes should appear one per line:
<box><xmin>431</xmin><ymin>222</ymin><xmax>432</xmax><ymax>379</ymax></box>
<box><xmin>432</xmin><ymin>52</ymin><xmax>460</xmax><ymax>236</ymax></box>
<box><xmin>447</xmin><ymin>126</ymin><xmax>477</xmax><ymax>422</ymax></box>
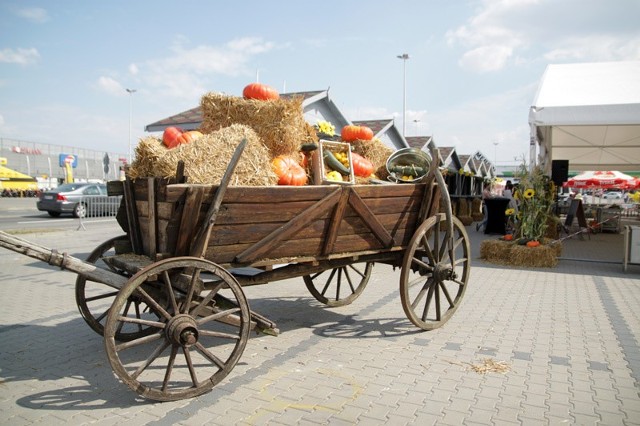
<box><xmin>565</xmin><ymin>170</ymin><xmax>636</xmax><ymax>189</ymax></box>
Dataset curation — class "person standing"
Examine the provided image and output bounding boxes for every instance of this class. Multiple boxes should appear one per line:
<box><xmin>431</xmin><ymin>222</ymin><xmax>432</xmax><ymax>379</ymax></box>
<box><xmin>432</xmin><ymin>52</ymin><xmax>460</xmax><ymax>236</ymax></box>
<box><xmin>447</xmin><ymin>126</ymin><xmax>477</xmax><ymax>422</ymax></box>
<box><xmin>476</xmin><ymin>182</ymin><xmax>493</xmax><ymax>232</ymax></box>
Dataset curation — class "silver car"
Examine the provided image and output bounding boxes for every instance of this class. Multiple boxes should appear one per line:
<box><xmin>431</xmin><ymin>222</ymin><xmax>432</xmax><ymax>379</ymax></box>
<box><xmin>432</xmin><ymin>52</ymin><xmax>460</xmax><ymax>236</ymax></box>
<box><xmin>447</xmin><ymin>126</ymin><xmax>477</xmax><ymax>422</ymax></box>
<box><xmin>36</xmin><ymin>183</ymin><xmax>120</xmax><ymax>218</ymax></box>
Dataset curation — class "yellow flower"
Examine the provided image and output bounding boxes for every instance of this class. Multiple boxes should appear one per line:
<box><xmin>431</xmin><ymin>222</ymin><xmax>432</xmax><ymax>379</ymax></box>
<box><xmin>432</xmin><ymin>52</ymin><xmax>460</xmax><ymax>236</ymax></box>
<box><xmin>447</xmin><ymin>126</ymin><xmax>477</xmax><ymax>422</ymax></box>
<box><xmin>459</xmin><ymin>168</ymin><xmax>464</xmax><ymax>175</ymax></box>
<box><xmin>316</xmin><ymin>120</ymin><xmax>335</xmax><ymax>136</ymax></box>
<box><xmin>505</xmin><ymin>208</ymin><xmax>515</xmax><ymax>216</ymax></box>
<box><xmin>524</xmin><ymin>189</ymin><xmax>535</xmax><ymax>199</ymax></box>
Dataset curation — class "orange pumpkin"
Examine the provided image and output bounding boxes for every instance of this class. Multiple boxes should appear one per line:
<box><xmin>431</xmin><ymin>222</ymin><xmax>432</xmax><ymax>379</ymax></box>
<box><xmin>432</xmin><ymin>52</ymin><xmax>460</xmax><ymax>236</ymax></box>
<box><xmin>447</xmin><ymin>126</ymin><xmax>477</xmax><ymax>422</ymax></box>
<box><xmin>351</xmin><ymin>152</ymin><xmax>374</xmax><ymax>177</ymax></box>
<box><xmin>272</xmin><ymin>155</ymin><xmax>307</xmax><ymax>186</ymax></box>
<box><xmin>341</xmin><ymin>125</ymin><xmax>374</xmax><ymax>142</ymax></box>
<box><xmin>526</xmin><ymin>240</ymin><xmax>541</xmax><ymax>247</ymax></box>
<box><xmin>503</xmin><ymin>234</ymin><xmax>513</xmax><ymax>241</ymax></box>
<box><xmin>243</xmin><ymin>82</ymin><xmax>279</xmax><ymax>100</ymax></box>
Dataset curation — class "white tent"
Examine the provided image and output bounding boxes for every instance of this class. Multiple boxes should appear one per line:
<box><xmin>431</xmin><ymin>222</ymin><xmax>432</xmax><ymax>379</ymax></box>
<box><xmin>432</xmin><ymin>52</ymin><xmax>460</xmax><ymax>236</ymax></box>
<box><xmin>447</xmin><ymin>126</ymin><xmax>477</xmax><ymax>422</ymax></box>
<box><xmin>529</xmin><ymin>61</ymin><xmax>640</xmax><ymax>175</ymax></box>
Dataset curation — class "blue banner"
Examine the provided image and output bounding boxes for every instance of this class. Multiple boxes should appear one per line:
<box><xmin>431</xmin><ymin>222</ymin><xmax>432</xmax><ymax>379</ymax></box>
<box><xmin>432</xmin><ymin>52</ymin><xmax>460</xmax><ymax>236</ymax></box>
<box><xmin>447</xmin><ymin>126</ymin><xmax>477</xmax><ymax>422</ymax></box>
<box><xmin>58</xmin><ymin>153</ymin><xmax>78</xmax><ymax>168</ymax></box>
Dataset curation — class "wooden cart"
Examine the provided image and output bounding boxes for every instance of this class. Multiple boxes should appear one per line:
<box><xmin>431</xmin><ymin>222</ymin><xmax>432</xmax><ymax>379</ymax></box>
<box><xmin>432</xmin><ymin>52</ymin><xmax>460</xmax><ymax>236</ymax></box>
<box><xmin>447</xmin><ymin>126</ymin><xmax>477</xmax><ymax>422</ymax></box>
<box><xmin>0</xmin><ymin>140</ymin><xmax>471</xmax><ymax>401</ymax></box>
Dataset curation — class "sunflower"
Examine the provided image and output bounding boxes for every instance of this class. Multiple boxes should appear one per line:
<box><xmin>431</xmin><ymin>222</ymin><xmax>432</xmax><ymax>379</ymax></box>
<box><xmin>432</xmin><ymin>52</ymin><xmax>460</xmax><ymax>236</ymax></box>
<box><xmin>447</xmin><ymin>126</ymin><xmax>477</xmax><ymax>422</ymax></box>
<box><xmin>523</xmin><ymin>188</ymin><xmax>535</xmax><ymax>199</ymax></box>
<box><xmin>505</xmin><ymin>208</ymin><xmax>515</xmax><ymax>216</ymax></box>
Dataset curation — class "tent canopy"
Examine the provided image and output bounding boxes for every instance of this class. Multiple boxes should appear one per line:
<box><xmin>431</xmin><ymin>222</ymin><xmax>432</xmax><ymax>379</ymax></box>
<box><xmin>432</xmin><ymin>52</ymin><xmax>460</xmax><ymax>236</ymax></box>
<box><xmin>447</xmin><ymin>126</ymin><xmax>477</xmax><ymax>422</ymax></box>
<box><xmin>529</xmin><ymin>61</ymin><xmax>640</xmax><ymax>174</ymax></box>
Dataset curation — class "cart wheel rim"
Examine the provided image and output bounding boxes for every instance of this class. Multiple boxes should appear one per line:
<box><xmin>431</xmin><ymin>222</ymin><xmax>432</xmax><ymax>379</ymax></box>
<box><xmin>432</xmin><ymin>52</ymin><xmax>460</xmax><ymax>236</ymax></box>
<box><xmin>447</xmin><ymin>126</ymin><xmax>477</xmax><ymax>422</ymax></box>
<box><xmin>303</xmin><ymin>262</ymin><xmax>373</xmax><ymax>307</ymax></box>
<box><xmin>75</xmin><ymin>235</ymin><xmax>159</xmax><ymax>342</ymax></box>
<box><xmin>104</xmin><ymin>257</ymin><xmax>251</xmax><ymax>401</ymax></box>
<box><xmin>400</xmin><ymin>214</ymin><xmax>471</xmax><ymax>330</ymax></box>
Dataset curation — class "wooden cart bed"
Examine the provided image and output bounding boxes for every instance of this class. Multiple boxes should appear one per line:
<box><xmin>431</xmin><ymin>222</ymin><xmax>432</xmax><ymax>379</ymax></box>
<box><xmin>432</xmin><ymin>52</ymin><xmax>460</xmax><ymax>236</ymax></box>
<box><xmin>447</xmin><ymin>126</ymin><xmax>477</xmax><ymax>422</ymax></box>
<box><xmin>128</xmin><ymin>179</ymin><xmax>437</xmax><ymax>269</ymax></box>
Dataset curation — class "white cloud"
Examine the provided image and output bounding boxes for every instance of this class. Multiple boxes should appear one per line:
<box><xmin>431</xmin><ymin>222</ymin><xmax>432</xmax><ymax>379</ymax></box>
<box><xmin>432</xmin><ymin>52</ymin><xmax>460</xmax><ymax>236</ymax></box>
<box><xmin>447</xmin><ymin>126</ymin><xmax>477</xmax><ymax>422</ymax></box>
<box><xmin>97</xmin><ymin>76</ymin><xmax>124</xmax><ymax>96</ymax></box>
<box><xmin>447</xmin><ymin>0</ymin><xmax>640</xmax><ymax>72</ymax></box>
<box><xmin>459</xmin><ymin>45</ymin><xmax>513</xmax><ymax>72</ymax></box>
<box><xmin>0</xmin><ymin>113</ymin><xmax>5</xmax><ymax>127</ymax></box>
<box><xmin>137</xmin><ymin>36</ymin><xmax>279</xmax><ymax>100</ymax></box>
<box><xmin>544</xmin><ymin>34</ymin><xmax>640</xmax><ymax>62</ymax></box>
<box><xmin>129</xmin><ymin>63</ymin><xmax>139</xmax><ymax>75</ymax></box>
<box><xmin>0</xmin><ymin>47</ymin><xmax>40</xmax><ymax>65</ymax></box>
<box><xmin>16</xmin><ymin>7</ymin><xmax>49</xmax><ymax>23</ymax></box>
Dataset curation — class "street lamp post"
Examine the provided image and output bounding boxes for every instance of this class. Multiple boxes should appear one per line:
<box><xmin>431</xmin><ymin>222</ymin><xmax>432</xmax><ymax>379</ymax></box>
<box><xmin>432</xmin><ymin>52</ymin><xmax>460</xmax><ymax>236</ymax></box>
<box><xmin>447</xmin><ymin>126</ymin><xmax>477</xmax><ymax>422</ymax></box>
<box><xmin>397</xmin><ymin>53</ymin><xmax>409</xmax><ymax>137</ymax></box>
<box><xmin>126</xmin><ymin>88</ymin><xmax>137</xmax><ymax>164</ymax></box>
<box><xmin>493</xmin><ymin>141</ymin><xmax>499</xmax><ymax>174</ymax></box>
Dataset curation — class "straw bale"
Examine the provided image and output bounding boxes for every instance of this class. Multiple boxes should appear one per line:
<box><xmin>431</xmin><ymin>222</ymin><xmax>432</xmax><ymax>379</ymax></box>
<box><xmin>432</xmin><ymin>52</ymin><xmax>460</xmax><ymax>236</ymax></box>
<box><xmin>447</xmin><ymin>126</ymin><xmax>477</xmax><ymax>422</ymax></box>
<box><xmin>471</xmin><ymin>198</ymin><xmax>484</xmax><ymax>221</ymax></box>
<box><xmin>480</xmin><ymin>238</ymin><xmax>561</xmax><ymax>268</ymax></box>
<box><xmin>128</xmin><ymin>124</ymin><xmax>277</xmax><ymax>186</ymax></box>
<box><xmin>350</xmin><ymin>138</ymin><xmax>394</xmax><ymax>180</ymax></box>
<box><xmin>199</xmin><ymin>92</ymin><xmax>317</xmax><ymax>157</ymax></box>
<box><xmin>456</xmin><ymin>199</ymin><xmax>473</xmax><ymax>226</ymax></box>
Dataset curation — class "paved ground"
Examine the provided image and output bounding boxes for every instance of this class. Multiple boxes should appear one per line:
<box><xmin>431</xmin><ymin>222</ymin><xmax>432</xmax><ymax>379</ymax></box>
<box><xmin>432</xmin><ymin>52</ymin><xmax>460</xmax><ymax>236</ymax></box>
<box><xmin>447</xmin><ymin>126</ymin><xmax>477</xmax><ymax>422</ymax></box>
<box><xmin>0</xmin><ymin>218</ymin><xmax>639</xmax><ymax>425</ymax></box>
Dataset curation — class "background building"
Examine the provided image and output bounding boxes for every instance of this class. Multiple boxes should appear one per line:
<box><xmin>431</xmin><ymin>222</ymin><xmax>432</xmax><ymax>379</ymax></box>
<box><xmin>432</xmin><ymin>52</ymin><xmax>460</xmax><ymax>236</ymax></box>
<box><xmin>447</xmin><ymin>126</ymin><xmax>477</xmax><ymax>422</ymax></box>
<box><xmin>0</xmin><ymin>137</ymin><xmax>127</xmax><ymax>185</ymax></box>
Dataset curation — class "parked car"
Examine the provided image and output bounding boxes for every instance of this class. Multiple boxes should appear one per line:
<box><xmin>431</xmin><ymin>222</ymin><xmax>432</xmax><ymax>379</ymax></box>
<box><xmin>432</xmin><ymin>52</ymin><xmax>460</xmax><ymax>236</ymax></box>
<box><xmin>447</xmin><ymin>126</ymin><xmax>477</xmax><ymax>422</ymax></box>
<box><xmin>603</xmin><ymin>191</ymin><xmax>623</xmax><ymax>200</ymax></box>
<box><xmin>36</xmin><ymin>183</ymin><xmax>120</xmax><ymax>218</ymax></box>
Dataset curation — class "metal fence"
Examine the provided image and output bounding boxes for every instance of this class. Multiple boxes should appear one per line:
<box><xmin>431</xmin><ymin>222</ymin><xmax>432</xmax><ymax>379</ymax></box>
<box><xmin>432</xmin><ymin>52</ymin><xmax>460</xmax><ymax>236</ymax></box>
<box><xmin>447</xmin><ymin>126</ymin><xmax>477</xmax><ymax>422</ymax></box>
<box><xmin>76</xmin><ymin>194</ymin><xmax>122</xmax><ymax>230</ymax></box>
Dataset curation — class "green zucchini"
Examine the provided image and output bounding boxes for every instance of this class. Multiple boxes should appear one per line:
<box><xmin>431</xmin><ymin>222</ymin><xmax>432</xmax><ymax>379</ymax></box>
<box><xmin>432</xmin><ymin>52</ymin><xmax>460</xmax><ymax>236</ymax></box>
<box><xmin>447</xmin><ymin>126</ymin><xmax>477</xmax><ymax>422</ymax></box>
<box><xmin>300</xmin><ymin>142</ymin><xmax>318</xmax><ymax>152</ymax></box>
<box><xmin>389</xmin><ymin>165</ymin><xmax>426</xmax><ymax>177</ymax></box>
<box><xmin>324</xmin><ymin>150</ymin><xmax>350</xmax><ymax>175</ymax></box>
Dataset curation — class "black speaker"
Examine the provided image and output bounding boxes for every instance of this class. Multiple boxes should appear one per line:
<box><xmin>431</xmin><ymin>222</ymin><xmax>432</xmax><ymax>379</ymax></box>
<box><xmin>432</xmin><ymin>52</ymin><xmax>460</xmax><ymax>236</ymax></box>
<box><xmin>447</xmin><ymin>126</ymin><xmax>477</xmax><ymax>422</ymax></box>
<box><xmin>551</xmin><ymin>160</ymin><xmax>569</xmax><ymax>186</ymax></box>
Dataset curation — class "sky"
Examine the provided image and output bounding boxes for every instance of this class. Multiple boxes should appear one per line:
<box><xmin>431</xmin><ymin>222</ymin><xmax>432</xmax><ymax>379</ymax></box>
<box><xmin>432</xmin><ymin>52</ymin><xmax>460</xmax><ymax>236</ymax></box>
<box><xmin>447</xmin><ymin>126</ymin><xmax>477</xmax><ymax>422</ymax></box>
<box><xmin>1</xmin><ymin>0</ymin><xmax>639</xmax><ymax>168</ymax></box>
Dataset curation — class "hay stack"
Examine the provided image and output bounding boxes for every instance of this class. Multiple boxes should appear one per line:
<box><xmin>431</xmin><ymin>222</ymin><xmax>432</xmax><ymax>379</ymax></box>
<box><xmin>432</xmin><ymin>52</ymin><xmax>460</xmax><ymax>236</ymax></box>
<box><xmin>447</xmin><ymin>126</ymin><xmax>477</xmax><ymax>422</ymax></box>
<box><xmin>199</xmin><ymin>92</ymin><xmax>317</xmax><ymax>157</ymax></box>
<box><xmin>480</xmin><ymin>238</ymin><xmax>562</xmax><ymax>268</ymax></box>
<box><xmin>350</xmin><ymin>138</ymin><xmax>394</xmax><ymax>180</ymax></box>
<box><xmin>471</xmin><ymin>198</ymin><xmax>484</xmax><ymax>221</ymax></box>
<box><xmin>457</xmin><ymin>200</ymin><xmax>473</xmax><ymax>226</ymax></box>
<box><xmin>128</xmin><ymin>124</ymin><xmax>278</xmax><ymax>186</ymax></box>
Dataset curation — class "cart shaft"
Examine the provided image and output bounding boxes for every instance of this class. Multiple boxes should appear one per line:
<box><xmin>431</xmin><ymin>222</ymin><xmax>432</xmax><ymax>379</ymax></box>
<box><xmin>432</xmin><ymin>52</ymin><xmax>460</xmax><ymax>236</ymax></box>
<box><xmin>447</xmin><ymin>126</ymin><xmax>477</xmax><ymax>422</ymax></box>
<box><xmin>0</xmin><ymin>230</ymin><xmax>129</xmax><ymax>290</ymax></box>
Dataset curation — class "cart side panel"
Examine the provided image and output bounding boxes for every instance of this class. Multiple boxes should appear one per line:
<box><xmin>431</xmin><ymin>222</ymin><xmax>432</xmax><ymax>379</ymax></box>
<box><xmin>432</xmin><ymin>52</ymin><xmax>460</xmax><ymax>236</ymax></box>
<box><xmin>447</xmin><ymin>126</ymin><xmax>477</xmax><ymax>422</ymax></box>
<box><xmin>133</xmin><ymin>180</ymin><xmax>427</xmax><ymax>266</ymax></box>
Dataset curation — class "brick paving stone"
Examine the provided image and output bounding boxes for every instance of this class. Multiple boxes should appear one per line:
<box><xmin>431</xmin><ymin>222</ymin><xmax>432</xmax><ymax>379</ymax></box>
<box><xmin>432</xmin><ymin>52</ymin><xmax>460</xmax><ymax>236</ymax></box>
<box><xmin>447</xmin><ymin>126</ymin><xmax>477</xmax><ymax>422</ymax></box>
<box><xmin>1</xmin><ymin>224</ymin><xmax>640</xmax><ymax>425</ymax></box>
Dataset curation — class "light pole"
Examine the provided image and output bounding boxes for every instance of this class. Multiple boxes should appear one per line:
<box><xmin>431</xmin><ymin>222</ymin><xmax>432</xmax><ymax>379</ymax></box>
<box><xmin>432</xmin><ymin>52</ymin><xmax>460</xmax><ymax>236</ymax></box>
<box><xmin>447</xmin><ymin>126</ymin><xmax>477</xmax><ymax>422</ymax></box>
<box><xmin>126</xmin><ymin>88</ymin><xmax>137</xmax><ymax>164</ymax></box>
<box><xmin>493</xmin><ymin>141</ymin><xmax>499</xmax><ymax>173</ymax></box>
<box><xmin>397</xmin><ymin>53</ymin><xmax>409</xmax><ymax>137</ymax></box>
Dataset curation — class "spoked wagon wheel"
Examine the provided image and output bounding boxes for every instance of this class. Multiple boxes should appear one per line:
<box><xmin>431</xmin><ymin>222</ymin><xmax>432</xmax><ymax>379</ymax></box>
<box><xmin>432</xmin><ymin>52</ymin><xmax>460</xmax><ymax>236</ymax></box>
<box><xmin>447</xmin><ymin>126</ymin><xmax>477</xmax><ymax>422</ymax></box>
<box><xmin>75</xmin><ymin>235</ymin><xmax>159</xmax><ymax>341</ymax></box>
<box><xmin>304</xmin><ymin>262</ymin><xmax>373</xmax><ymax>307</ymax></box>
<box><xmin>400</xmin><ymin>214</ymin><xmax>470</xmax><ymax>330</ymax></box>
<box><xmin>104</xmin><ymin>257</ymin><xmax>251</xmax><ymax>402</ymax></box>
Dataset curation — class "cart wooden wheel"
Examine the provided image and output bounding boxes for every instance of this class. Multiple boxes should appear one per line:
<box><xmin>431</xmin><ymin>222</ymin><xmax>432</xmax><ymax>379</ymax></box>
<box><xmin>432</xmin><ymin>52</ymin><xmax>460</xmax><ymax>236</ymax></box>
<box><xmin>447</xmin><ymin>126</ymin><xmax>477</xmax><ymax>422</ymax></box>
<box><xmin>400</xmin><ymin>214</ymin><xmax>470</xmax><ymax>330</ymax></box>
<box><xmin>75</xmin><ymin>235</ymin><xmax>159</xmax><ymax>341</ymax></box>
<box><xmin>104</xmin><ymin>257</ymin><xmax>251</xmax><ymax>401</ymax></box>
<box><xmin>303</xmin><ymin>262</ymin><xmax>373</xmax><ymax>307</ymax></box>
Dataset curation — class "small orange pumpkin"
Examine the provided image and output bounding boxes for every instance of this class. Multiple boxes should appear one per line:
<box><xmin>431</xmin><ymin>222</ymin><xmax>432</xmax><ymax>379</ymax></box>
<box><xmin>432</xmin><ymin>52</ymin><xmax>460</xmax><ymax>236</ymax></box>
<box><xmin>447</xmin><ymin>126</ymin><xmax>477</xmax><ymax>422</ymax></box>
<box><xmin>272</xmin><ymin>155</ymin><xmax>307</xmax><ymax>186</ymax></box>
<box><xmin>503</xmin><ymin>234</ymin><xmax>513</xmax><ymax>241</ymax></box>
<box><xmin>526</xmin><ymin>240</ymin><xmax>541</xmax><ymax>247</ymax></box>
<box><xmin>341</xmin><ymin>125</ymin><xmax>374</xmax><ymax>142</ymax></box>
<box><xmin>243</xmin><ymin>82</ymin><xmax>279</xmax><ymax>101</ymax></box>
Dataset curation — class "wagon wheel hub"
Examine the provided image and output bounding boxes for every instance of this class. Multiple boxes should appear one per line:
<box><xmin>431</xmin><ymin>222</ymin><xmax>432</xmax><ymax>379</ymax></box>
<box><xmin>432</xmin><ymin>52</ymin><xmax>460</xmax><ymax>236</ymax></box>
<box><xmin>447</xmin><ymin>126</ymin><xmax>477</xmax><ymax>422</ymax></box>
<box><xmin>166</xmin><ymin>314</ymin><xmax>199</xmax><ymax>347</ymax></box>
<box><xmin>434</xmin><ymin>263</ymin><xmax>454</xmax><ymax>282</ymax></box>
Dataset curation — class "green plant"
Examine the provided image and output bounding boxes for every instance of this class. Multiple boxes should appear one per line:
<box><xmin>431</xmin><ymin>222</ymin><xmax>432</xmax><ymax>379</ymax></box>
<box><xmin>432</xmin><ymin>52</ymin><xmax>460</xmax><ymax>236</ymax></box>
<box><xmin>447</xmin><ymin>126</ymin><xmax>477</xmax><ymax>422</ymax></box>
<box><xmin>515</xmin><ymin>165</ymin><xmax>554</xmax><ymax>242</ymax></box>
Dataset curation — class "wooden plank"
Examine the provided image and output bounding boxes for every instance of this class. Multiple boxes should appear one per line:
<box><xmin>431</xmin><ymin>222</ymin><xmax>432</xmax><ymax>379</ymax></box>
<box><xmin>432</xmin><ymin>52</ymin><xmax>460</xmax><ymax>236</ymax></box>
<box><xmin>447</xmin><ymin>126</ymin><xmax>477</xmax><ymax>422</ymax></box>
<box><xmin>175</xmin><ymin>186</ymin><xmax>205</xmax><ymax>256</ymax></box>
<box><xmin>165</xmin><ymin>184</ymin><xmax>337</xmax><ymax>204</ymax></box>
<box><xmin>124</xmin><ymin>177</ymin><xmax>143</xmax><ymax>255</ymax></box>
<box><xmin>348</xmin><ymin>189</ymin><xmax>395</xmax><ymax>248</ymax></box>
<box><xmin>234</xmin><ymin>188</ymin><xmax>342</xmax><ymax>264</ymax></box>
<box><xmin>147</xmin><ymin>178</ymin><xmax>157</xmax><ymax>260</ymax></box>
<box><xmin>162</xmin><ymin>182</ymin><xmax>421</xmax><ymax>205</ymax></box>
<box><xmin>175</xmin><ymin>160</ymin><xmax>186</xmax><ymax>183</ymax></box>
<box><xmin>323</xmin><ymin>187</ymin><xmax>351</xmax><ymax>255</ymax></box>
<box><xmin>106</xmin><ymin>180</ymin><xmax>124</xmax><ymax>196</ymax></box>
<box><xmin>213</xmin><ymin>195</ymin><xmax>421</xmax><ymax>226</ymax></box>
<box><xmin>209</xmin><ymin>210</ymin><xmax>418</xmax><ymax>246</ymax></box>
<box><xmin>206</xmin><ymin>228</ymin><xmax>414</xmax><ymax>266</ymax></box>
